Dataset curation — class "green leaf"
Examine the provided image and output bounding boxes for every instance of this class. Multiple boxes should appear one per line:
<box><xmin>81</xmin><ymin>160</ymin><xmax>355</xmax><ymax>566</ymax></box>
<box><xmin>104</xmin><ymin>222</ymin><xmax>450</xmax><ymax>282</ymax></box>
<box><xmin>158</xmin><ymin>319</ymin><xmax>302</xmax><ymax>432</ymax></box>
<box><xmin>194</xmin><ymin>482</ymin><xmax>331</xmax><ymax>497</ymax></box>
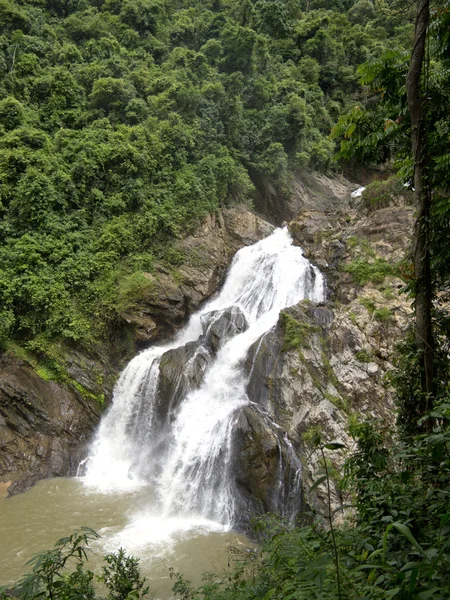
<box><xmin>416</xmin><ymin>588</ymin><xmax>440</xmax><ymax>600</ymax></box>
<box><xmin>383</xmin><ymin>523</ymin><xmax>394</xmax><ymax>561</ymax></box>
<box><xmin>308</xmin><ymin>475</ymin><xmax>327</xmax><ymax>494</ymax></box>
<box><xmin>400</xmin><ymin>561</ymin><xmax>427</xmax><ymax>572</ymax></box>
<box><xmin>354</xmin><ymin>564</ymin><xmax>387</xmax><ymax>571</ymax></box>
<box><xmin>324</xmin><ymin>442</ymin><xmax>346</xmax><ymax>450</ymax></box>
<box><xmin>391</xmin><ymin>522</ymin><xmax>425</xmax><ymax>557</ymax></box>
<box><xmin>263</xmin><ymin>588</ymin><xmax>276</xmax><ymax>600</ymax></box>
<box><xmin>439</xmin><ymin>513</ymin><xmax>450</xmax><ymax>527</ymax></box>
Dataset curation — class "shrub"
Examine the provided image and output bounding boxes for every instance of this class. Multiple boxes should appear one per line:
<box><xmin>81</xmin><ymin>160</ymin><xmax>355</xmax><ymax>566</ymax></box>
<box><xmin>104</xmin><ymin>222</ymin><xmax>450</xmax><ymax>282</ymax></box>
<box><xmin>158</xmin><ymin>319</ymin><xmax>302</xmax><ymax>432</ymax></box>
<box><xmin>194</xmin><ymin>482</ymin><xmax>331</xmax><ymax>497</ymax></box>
<box><xmin>345</xmin><ymin>257</ymin><xmax>397</xmax><ymax>286</ymax></box>
<box><xmin>116</xmin><ymin>271</ymin><xmax>154</xmax><ymax>313</ymax></box>
<box><xmin>355</xmin><ymin>349</ymin><xmax>371</xmax><ymax>362</ymax></box>
<box><xmin>361</xmin><ymin>176</ymin><xmax>413</xmax><ymax>212</ymax></box>
<box><xmin>0</xmin><ymin>97</ymin><xmax>25</xmax><ymax>130</ymax></box>
<box><xmin>280</xmin><ymin>311</ymin><xmax>317</xmax><ymax>351</ymax></box>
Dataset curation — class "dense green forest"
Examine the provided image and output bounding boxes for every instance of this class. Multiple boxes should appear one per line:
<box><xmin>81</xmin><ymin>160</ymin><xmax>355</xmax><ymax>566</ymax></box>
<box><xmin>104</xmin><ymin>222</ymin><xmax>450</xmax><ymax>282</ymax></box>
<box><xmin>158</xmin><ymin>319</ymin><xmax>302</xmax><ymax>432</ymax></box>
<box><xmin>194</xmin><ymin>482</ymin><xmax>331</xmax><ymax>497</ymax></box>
<box><xmin>0</xmin><ymin>0</ymin><xmax>411</xmax><ymax>354</ymax></box>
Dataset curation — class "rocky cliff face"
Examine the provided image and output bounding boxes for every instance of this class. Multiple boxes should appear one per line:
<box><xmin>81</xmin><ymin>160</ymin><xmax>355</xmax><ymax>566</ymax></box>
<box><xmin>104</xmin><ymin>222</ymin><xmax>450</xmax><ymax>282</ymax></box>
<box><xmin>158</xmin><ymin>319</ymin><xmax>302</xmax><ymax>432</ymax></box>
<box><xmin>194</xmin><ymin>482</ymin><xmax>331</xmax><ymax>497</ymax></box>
<box><xmin>241</xmin><ymin>181</ymin><xmax>414</xmax><ymax>515</ymax></box>
<box><xmin>0</xmin><ymin>348</ymin><xmax>111</xmax><ymax>494</ymax></box>
<box><xmin>250</xmin><ymin>168</ymin><xmax>354</xmax><ymax>225</ymax></box>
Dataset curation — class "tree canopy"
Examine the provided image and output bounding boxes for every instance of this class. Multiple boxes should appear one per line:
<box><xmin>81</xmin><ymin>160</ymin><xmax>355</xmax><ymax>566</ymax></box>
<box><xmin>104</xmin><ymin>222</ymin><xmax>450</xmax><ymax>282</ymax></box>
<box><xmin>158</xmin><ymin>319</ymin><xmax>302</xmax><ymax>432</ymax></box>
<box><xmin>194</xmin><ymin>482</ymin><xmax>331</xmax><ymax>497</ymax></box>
<box><xmin>0</xmin><ymin>0</ymin><xmax>412</xmax><ymax>352</ymax></box>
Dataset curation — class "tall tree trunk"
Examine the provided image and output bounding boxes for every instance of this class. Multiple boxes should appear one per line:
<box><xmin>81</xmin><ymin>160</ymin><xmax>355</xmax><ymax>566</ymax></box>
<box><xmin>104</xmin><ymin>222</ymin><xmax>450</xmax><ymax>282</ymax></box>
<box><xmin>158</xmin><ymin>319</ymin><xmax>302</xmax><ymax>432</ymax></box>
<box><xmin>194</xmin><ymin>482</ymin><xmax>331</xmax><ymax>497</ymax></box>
<box><xmin>406</xmin><ymin>0</ymin><xmax>434</xmax><ymax>415</ymax></box>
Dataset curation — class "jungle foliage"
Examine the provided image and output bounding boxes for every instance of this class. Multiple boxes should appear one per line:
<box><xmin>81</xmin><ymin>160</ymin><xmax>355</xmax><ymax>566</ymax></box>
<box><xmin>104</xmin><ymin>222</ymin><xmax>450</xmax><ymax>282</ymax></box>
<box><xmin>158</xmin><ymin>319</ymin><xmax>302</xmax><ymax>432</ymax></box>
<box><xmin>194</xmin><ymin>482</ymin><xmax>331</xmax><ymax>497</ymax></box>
<box><xmin>0</xmin><ymin>0</ymin><xmax>411</xmax><ymax>352</ymax></box>
<box><xmin>4</xmin><ymin>2</ymin><xmax>450</xmax><ymax>599</ymax></box>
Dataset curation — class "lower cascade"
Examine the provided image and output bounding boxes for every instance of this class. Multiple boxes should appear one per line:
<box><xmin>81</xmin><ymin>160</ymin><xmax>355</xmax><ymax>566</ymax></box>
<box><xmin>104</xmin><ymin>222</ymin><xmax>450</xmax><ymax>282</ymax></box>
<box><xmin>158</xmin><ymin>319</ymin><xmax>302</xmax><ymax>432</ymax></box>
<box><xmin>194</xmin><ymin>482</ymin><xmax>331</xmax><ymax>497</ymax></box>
<box><xmin>83</xmin><ymin>227</ymin><xmax>324</xmax><ymax>536</ymax></box>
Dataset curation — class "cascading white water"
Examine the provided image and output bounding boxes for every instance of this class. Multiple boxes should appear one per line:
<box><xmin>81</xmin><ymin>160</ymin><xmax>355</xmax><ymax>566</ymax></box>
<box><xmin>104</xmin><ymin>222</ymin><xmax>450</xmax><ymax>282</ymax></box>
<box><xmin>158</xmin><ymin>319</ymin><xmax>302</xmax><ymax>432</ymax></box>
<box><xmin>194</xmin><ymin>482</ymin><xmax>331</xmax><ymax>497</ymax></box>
<box><xmin>83</xmin><ymin>227</ymin><xmax>324</xmax><ymax>540</ymax></box>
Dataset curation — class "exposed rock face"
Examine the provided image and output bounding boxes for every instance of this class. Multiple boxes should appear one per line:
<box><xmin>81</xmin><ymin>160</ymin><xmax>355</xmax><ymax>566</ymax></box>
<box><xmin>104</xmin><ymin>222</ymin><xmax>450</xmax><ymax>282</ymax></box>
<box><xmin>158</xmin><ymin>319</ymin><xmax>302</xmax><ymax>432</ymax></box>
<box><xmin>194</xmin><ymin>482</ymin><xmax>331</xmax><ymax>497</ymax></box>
<box><xmin>120</xmin><ymin>208</ymin><xmax>273</xmax><ymax>346</ymax></box>
<box><xmin>250</xmin><ymin>168</ymin><xmax>355</xmax><ymax>225</ymax></box>
<box><xmin>289</xmin><ymin>184</ymin><xmax>414</xmax><ymax>298</ymax></box>
<box><xmin>0</xmin><ymin>357</ymin><xmax>101</xmax><ymax>494</ymax></box>
<box><xmin>232</xmin><ymin>407</ymin><xmax>281</xmax><ymax>522</ymax></box>
<box><xmin>0</xmin><ymin>339</ymin><xmax>126</xmax><ymax>495</ymax></box>
<box><xmin>242</xmin><ymin>187</ymin><xmax>414</xmax><ymax>515</ymax></box>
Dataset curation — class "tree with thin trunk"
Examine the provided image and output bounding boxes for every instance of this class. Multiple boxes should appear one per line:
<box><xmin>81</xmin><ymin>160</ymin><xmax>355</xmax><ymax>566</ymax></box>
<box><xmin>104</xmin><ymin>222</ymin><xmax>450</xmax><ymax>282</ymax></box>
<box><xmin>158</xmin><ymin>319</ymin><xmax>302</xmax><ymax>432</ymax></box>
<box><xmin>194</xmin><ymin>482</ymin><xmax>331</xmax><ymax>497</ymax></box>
<box><xmin>406</xmin><ymin>0</ymin><xmax>434</xmax><ymax>417</ymax></box>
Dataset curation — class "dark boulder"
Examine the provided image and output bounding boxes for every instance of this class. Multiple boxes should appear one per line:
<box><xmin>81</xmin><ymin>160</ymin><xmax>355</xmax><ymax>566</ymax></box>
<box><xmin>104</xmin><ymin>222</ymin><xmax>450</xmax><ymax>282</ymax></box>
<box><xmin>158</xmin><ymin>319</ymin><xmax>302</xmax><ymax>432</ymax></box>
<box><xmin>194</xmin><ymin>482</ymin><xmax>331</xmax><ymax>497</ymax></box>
<box><xmin>158</xmin><ymin>341</ymin><xmax>211</xmax><ymax>424</ymax></box>
<box><xmin>201</xmin><ymin>306</ymin><xmax>248</xmax><ymax>354</ymax></box>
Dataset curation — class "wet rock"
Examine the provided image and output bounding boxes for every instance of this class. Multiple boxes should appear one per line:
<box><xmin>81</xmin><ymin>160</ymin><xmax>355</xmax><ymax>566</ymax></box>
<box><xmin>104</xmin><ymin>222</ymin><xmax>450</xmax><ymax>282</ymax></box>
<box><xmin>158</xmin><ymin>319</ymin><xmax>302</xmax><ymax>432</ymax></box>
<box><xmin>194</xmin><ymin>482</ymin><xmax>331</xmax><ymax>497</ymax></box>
<box><xmin>158</xmin><ymin>342</ymin><xmax>211</xmax><ymax>423</ymax></box>
<box><xmin>232</xmin><ymin>404</ymin><xmax>305</xmax><ymax>529</ymax></box>
<box><xmin>201</xmin><ymin>306</ymin><xmax>248</xmax><ymax>354</ymax></box>
<box><xmin>62</xmin><ymin>347</ymin><xmax>119</xmax><ymax>400</ymax></box>
<box><xmin>245</xmin><ymin>330</ymin><xmax>284</xmax><ymax>413</ymax></box>
<box><xmin>157</xmin><ymin>306</ymin><xmax>249</xmax><ymax>424</ymax></box>
<box><xmin>233</xmin><ymin>407</ymin><xmax>280</xmax><ymax>518</ymax></box>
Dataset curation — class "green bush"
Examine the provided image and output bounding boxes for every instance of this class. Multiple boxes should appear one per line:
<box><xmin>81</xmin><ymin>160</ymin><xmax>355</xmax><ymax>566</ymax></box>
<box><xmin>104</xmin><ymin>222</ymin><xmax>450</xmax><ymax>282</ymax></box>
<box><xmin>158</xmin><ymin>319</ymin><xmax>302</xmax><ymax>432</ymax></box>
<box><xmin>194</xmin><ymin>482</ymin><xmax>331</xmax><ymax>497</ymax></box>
<box><xmin>361</xmin><ymin>176</ymin><xmax>414</xmax><ymax>212</ymax></box>
<box><xmin>373</xmin><ymin>307</ymin><xmax>394</xmax><ymax>322</ymax></box>
<box><xmin>0</xmin><ymin>96</ymin><xmax>25</xmax><ymax>130</ymax></box>
<box><xmin>280</xmin><ymin>311</ymin><xmax>317</xmax><ymax>352</ymax></box>
<box><xmin>355</xmin><ymin>349</ymin><xmax>371</xmax><ymax>362</ymax></box>
<box><xmin>116</xmin><ymin>271</ymin><xmax>154</xmax><ymax>313</ymax></box>
<box><xmin>346</xmin><ymin>257</ymin><xmax>397</xmax><ymax>286</ymax></box>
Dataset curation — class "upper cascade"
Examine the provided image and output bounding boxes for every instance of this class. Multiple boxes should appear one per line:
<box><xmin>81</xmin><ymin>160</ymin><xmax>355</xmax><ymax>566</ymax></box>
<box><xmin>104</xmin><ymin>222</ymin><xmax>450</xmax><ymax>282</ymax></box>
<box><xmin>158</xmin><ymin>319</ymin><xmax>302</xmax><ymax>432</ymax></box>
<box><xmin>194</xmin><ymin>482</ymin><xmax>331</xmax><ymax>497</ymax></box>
<box><xmin>83</xmin><ymin>227</ymin><xmax>325</xmax><ymax>530</ymax></box>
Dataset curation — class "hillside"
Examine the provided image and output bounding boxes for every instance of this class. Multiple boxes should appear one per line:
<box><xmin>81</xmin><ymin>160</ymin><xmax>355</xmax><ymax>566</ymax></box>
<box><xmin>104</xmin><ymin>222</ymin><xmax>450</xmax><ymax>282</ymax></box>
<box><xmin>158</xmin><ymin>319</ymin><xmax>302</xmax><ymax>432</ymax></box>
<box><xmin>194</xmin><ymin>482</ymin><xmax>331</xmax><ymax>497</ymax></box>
<box><xmin>0</xmin><ymin>0</ymin><xmax>411</xmax><ymax>356</ymax></box>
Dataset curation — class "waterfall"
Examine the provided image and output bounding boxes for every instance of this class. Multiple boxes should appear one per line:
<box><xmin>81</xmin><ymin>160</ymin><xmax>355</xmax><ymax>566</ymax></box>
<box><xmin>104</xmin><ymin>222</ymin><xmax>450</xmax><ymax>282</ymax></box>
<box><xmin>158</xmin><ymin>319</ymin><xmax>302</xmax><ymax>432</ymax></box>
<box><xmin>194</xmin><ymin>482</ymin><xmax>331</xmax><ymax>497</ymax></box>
<box><xmin>83</xmin><ymin>227</ymin><xmax>324</xmax><ymax>534</ymax></box>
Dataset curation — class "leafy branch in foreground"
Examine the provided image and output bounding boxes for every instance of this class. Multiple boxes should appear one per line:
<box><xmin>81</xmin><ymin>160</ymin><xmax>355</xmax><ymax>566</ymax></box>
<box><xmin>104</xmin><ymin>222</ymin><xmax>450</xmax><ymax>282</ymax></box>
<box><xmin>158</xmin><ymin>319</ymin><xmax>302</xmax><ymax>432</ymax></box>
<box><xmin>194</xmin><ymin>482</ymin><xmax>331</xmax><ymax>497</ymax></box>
<box><xmin>0</xmin><ymin>528</ymin><xmax>149</xmax><ymax>600</ymax></box>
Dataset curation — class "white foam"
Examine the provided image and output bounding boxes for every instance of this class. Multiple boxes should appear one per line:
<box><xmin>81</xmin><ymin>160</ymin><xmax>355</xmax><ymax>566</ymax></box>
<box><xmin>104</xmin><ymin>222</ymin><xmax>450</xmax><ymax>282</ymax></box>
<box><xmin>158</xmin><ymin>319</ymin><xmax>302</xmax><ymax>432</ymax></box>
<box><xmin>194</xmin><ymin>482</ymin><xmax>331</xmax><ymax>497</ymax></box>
<box><xmin>100</xmin><ymin>514</ymin><xmax>226</xmax><ymax>555</ymax></box>
<box><xmin>351</xmin><ymin>186</ymin><xmax>366</xmax><ymax>198</ymax></box>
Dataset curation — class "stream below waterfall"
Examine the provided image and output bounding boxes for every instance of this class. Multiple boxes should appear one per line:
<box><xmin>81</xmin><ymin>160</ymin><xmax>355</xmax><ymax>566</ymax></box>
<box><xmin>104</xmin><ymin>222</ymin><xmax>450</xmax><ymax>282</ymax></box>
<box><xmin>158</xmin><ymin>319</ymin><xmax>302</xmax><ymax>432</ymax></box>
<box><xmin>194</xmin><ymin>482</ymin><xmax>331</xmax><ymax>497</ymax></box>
<box><xmin>0</xmin><ymin>477</ymin><xmax>249</xmax><ymax>595</ymax></box>
<box><xmin>0</xmin><ymin>228</ymin><xmax>324</xmax><ymax>595</ymax></box>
